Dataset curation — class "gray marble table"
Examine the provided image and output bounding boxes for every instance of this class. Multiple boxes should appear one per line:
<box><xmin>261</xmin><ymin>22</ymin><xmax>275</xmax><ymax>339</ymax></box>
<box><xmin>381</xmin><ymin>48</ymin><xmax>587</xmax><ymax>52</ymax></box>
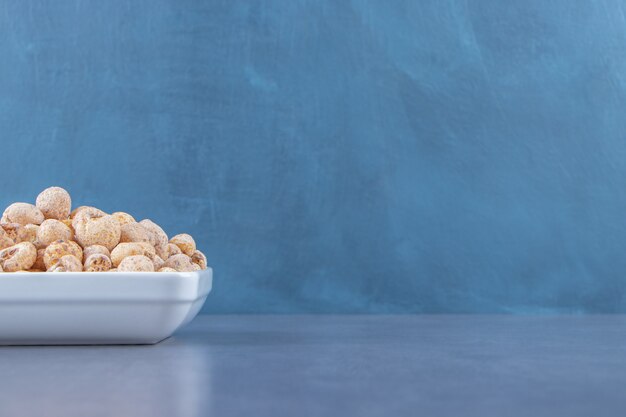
<box><xmin>1</xmin><ymin>315</ymin><xmax>626</xmax><ymax>416</ymax></box>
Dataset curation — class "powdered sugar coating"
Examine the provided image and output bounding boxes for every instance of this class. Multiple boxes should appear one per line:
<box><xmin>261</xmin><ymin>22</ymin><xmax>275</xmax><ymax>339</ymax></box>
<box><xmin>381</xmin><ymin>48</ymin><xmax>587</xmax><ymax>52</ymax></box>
<box><xmin>139</xmin><ymin>219</ymin><xmax>168</xmax><ymax>259</ymax></box>
<box><xmin>165</xmin><ymin>243</ymin><xmax>182</xmax><ymax>258</ymax></box>
<box><xmin>73</xmin><ymin>212</ymin><xmax>121</xmax><ymax>251</ymax></box>
<box><xmin>3</xmin><ymin>203</ymin><xmax>44</xmax><ymax>226</ymax></box>
<box><xmin>118</xmin><ymin>255</ymin><xmax>154</xmax><ymax>272</ymax></box>
<box><xmin>170</xmin><ymin>234</ymin><xmax>196</xmax><ymax>257</ymax></box>
<box><xmin>163</xmin><ymin>254</ymin><xmax>196</xmax><ymax>272</ymax></box>
<box><xmin>37</xmin><ymin>219</ymin><xmax>72</xmax><ymax>248</ymax></box>
<box><xmin>36</xmin><ymin>187</ymin><xmax>72</xmax><ymax>220</ymax></box>
<box><xmin>110</xmin><ymin>242</ymin><xmax>155</xmax><ymax>267</ymax></box>
<box><xmin>48</xmin><ymin>255</ymin><xmax>82</xmax><ymax>272</ymax></box>
<box><xmin>83</xmin><ymin>245</ymin><xmax>111</xmax><ymax>262</ymax></box>
<box><xmin>44</xmin><ymin>239</ymin><xmax>83</xmax><ymax>270</ymax></box>
<box><xmin>0</xmin><ymin>242</ymin><xmax>37</xmax><ymax>272</ymax></box>
<box><xmin>84</xmin><ymin>253</ymin><xmax>112</xmax><ymax>272</ymax></box>
<box><xmin>0</xmin><ymin>228</ymin><xmax>14</xmax><ymax>250</ymax></box>
<box><xmin>119</xmin><ymin>222</ymin><xmax>152</xmax><ymax>244</ymax></box>
<box><xmin>191</xmin><ymin>250</ymin><xmax>207</xmax><ymax>270</ymax></box>
<box><xmin>111</xmin><ymin>212</ymin><xmax>136</xmax><ymax>226</ymax></box>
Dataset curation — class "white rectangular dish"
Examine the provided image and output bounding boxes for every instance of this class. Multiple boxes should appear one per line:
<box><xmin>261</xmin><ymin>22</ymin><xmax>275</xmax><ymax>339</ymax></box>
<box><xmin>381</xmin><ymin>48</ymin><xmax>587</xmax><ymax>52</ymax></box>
<box><xmin>0</xmin><ymin>268</ymin><xmax>212</xmax><ymax>345</ymax></box>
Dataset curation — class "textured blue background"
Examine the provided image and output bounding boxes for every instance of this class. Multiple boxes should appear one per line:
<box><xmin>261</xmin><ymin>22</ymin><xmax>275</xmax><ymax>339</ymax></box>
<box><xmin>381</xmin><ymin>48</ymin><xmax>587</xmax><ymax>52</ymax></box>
<box><xmin>2</xmin><ymin>1</ymin><xmax>626</xmax><ymax>313</ymax></box>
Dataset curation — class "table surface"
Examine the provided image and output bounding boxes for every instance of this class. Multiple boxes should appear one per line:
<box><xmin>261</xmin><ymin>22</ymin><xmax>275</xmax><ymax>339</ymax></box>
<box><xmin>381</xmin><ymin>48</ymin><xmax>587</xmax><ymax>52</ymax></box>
<box><xmin>1</xmin><ymin>315</ymin><xmax>626</xmax><ymax>417</ymax></box>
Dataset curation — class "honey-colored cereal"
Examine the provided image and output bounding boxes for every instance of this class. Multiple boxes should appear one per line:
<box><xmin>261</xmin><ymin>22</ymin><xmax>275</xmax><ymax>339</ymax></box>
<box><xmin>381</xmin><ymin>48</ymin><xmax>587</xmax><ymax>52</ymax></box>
<box><xmin>48</xmin><ymin>255</ymin><xmax>82</xmax><ymax>272</ymax></box>
<box><xmin>138</xmin><ymin>219</ymin><xmax>168</xmax><ymax>259</ymax></box>
<box><xmin>70</xmin><ymin>206</ymin><xmax>106</xmax><ymax>220</ymax></box>
<box><xmin>110</xmin><ymin>242</ymin><xmax>154</xmax><ymax>267</ymax></box>
<box><xmin>84</xmin><ymin>253</ymin><xmax>112</xmax><ymax>272</ymax></box>
<box><xmin>118</xmin><ymin>255</ymin><xmax>154</xmax><ymax>272</ymax></box>
<box><xmin>136</xmin><ymin>242</ymin><xmax>156</xmax><ymax>260</ymax></box>
<box><xmin>73</xmin><ymin>212</ymin><xmax>121</xmax><ymax>251</ymax></box>
<box><xmin>36</xmin><ymin>187</ymin><xmax>72</xmax><ymax>220</ymax></box>
<box><xmin>33</xmin><ymin>248</ymin><xmax>46</xmax><ymax>271</ymax></box>
<box><xmin>165</xmin><ymin>243</ymin><xmax>182</xmax><ymax>258</ymax></box>
<box><xmin>20</xmin><ymin>224</ymin><xmax>39</xmax><ymax>245</ymax></box>
<box><xmin>0</xmin><ymin>222</ymin><xmax>18</xmax><ymax>241</ymax></box>
<box><xmin>191</xmin><ymin>250</ymin><xmax>207</xmax><ymax>270</ymax></box>
<box><xmin>153</xmin><ymin>255</ymin><xmax>165</xmax><ymax>271</ymax></box>
<box><xmin>83</xmin><ymin>245</ymin><xmax>111</xmax><ymax>262</ymax></box>
<box><xmin>163</xmin><ymin>254</ymin><xmax>196</xmax><ymax>272</ymax></box>
<box><xmin>0</xmin><ymin>242</ymin><xmax>37</xmax><ymax>272</ymax></box>
<box><xmin>36</xmin><ymin>219</ymin><xmax>72</xmax><ymax>248</ymax></box>
<box><xmin>43</xmin><ymin>240</ymin><xmax>83</xmax><ymax>270</ymax></box>
<box><xmin>119</xmin><ymin>222</ymin><xmax>152</xmax><ymax>244</ymax></box>
<box><xmin>2</xmin><ymin>223</ymin><xmax>40</xmax><ymax>245</ymax></box>
<box><xmin>0</xmin><ymin>186</ymin><xmax>210</xmax><ymax>273</ymax></box>
<box><xmin>111</xmin><ymin>212</ymin><xmax>136</xmax><ymax>226</ymax></box>
<box><xmin>0</xmin><ymin>228</ymin><xmax>14</xmax><ymax>250</ymax></box>
<box><xmin>170</xmin><ymin>234</ymin><xmax>196</xmax><ymax>257</ymax></box>
<box><xmin>2</xmin><ymin>203</ymin><xmax>44</xmax><ymax>225</ymax></box>
<box><xmin>61</xmin><ymin>219</ymin><xmax>75</xmax><ymax>240</ymax></box>
<box><xmin>1</xmin><ymin>223</ymin><xmax>28</xmax><ymax>244</ymax></box>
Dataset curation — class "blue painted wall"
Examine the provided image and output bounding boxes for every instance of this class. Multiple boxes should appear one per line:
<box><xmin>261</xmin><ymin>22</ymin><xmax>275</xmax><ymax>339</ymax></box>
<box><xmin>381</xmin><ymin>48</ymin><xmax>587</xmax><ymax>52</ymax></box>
<box><xmin>2</xmin><ymin>1</ymin><xmax>626</xmax><ymax>313</ymax></box>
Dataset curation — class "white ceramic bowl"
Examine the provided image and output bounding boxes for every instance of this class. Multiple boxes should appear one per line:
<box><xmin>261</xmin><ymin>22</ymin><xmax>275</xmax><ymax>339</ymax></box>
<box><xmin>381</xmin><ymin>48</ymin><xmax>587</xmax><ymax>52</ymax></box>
<box><xmin>0</xmin><ymin>268</ymin><xmax>212</xmax><ymax>345</ymax></box>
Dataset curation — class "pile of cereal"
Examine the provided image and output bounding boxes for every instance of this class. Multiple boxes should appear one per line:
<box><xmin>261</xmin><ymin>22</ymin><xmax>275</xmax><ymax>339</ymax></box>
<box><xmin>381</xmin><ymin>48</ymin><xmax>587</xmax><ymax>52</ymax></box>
<box><xmin>0</xmin><ymin>187</ymin><xmax>208</xmax><ymax>273</ymax></box>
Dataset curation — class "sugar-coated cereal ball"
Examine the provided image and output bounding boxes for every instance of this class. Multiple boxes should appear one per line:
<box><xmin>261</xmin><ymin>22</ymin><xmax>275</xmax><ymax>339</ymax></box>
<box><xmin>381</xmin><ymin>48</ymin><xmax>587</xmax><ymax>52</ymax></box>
<box><xmin>84</xmin><ymin>253</ymin><xmax>112</xmax><ymax>272</ymax></box>
<box><xmin>61</xmin><ymin>219</ymin><xmax>75</xmax><ymax>239</ymax></box>
<box><xmin>3</xmin><ymin>223</ymin><xmax>39</xmax><ymax>245</ymax></box>
<box><xmin>2</xmin><ymin>203</ymin><xmax>44</xmax><ymax>226</ymax></box>
<box><xmin>191</xmin><ymin>250</ymin><xmax>207</xmax><ymax>270</ymax></box>
<box><xmin>36</xmin><ymin>187</ymin><xmax>72</xmax><ymax>220</ymax></box>
<box><xmin>73</xmin><ymin>212</ymin><xmax>121</xmax><ymax>251</ymax></box>
<box><xmin>110</xmin><ymin>242</ymin><xmax>155</xmax><ymax>267</ymax></box>
<box><xmin>0</xmin><ymin>187</ymin><xmax>208</xmax><ymax>274</ymax></box>
<box><xmin>138</xmin><ymin>219</ymin><xmax>168</xmax><ymax>259</ymax></box>
<box><xmin>1</xmin><ymin>223</ymin><xmax>22</xmax><ymax>242</ymax></box>
<box><xmin>83</xmin><ymin>245</ymin><xmax>111</xmax><ymax>262</ymax></box>
<box><xmin>36</xmin><ymin>219</ymin><xmax>72</xmax><ymax>248</ymax></box>
<box><xmin>69</xmin><ymin>206</ymin><xmax>87</xmax><ymax>219</ymax></box>
<box><xmin>33</xmin><ymin>248</ymin><xmax>46</xmax><ymax>271</ymax></box>
<box><xmin>44</xmin><ymin>240</ymin><xmax>83</xmax><ymax>270</ymax></box>
<box><xmin>48</xmin><ymin>255</ymin><xmax>82</xmax><ymax>272</ymax></box>
<box><xmin>170</xmin><ymin>234</ymin><xmax>196</xmax><ymax>257</ymax></box>
<box><xmin>0</xmin><ymin>228</ymin><xmax>14</xmax><ymax>250</ymax></box>
<box><xmin>3</xmin><ymin>223</ymin><xmax>34</xmax><ymax>244</ymax></box>
<box><xmin>119</xmin><ymin>222</ymin><xmax>152</xmax><ymax>244</ymax></box>
<box><xmin>136</xmin><ymin>242</ymin><xmax>156</xmax><ymax>260</ymax></box>
<box><xmin>153</xmin><ymin>255</ymin><xmax>165</xmax><ymax>271</ymax></box>
<box><xmin>164</xmin><ymin>254</ymin><xmax>196</xmax><ymax>272</ymax></box>
<box><xmin>70</xmin><ymin>206</ymin><xmax>106</xmax><ymax>220</ymax></box>
<box><xmin>20</xmin><ymin>224</ymin><xmax>39</xmax><ymax>245</ymax></box>
<box><xmin>111</xmin><ymin>212</ymin><xmax>136</xmax><ymax>226</ymax></box>
<box><xmin>118</xmin><ymin>255</ymin><xmax>154</xmax><ymax>272</ymax></box>
<box><xmin>165</xmin><ymin>243</ymin><xmax>182</xmax><ymax>258</ymax></box>
<box><xmin>0</xmin><ymin>223</ymin><xmax>18</xmax><ymax>241</ymax></box>
<box><xmin>0</xmin><ymin>242</ymin><xmax>37</xmax><ymax>272</ymax></box>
